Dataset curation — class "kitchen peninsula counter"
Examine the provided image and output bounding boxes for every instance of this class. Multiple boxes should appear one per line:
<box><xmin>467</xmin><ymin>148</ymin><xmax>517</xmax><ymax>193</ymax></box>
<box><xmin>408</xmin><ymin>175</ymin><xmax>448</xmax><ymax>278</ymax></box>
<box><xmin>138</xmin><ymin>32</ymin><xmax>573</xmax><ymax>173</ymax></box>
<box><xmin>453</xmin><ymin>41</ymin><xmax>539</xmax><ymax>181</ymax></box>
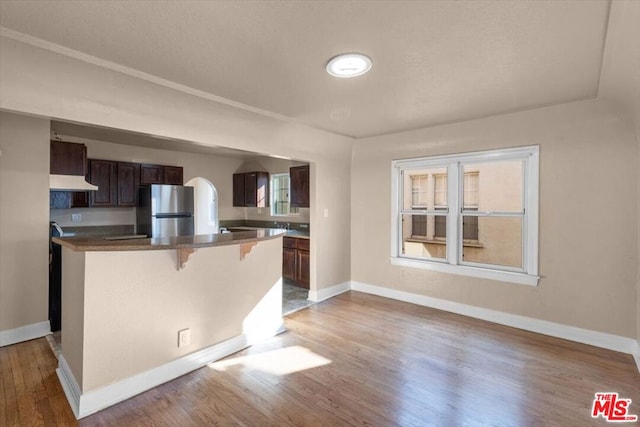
<box><xmin>53</xmin><ymin>228</ymin><xmax>286</xmax><ymax>251</ymax></box>
<box><xmin>55</xmin><ymin>229</ymin><xmax>285</xmax><ymax>419</ymax></box>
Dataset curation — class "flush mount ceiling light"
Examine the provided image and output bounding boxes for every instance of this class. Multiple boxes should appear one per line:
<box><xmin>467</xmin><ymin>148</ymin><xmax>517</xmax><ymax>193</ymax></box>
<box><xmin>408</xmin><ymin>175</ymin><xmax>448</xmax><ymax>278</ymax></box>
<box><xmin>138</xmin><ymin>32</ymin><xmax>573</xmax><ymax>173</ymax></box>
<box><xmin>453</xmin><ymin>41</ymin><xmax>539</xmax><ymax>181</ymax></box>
<box><xmin>326</xmin><ymin>53</ymin><xmax>372</xmax><ymax>78</ymax></box>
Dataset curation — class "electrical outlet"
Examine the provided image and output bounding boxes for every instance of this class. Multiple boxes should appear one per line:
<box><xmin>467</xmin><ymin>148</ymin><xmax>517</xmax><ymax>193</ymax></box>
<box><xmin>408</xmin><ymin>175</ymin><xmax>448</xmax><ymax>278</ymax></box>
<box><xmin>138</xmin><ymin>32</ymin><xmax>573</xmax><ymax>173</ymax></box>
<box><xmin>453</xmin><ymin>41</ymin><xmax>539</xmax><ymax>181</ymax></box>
<box><xmin>71</xmin><ymin>213</ymin><xmax>82</xmax><ymax>222</ymax></box>
<box><xmin>178</xmin><ymin>328</ymin><xmax>191</xmax><ymax>348</ymax></box>
<box><xmin>324</xmin><ymin>208</ymin><xmax>329</xmax><ymax>218</ymax></box>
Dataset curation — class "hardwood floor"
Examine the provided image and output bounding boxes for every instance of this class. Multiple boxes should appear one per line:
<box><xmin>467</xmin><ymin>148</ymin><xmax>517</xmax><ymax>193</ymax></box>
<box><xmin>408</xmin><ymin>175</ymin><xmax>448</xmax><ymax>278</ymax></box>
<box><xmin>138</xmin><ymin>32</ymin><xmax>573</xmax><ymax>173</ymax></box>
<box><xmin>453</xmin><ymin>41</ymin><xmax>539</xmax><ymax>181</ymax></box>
<box><xmin>2</xmin><ymin>291</ymin><xmax>638</xmax><ymax>426</ymax></box>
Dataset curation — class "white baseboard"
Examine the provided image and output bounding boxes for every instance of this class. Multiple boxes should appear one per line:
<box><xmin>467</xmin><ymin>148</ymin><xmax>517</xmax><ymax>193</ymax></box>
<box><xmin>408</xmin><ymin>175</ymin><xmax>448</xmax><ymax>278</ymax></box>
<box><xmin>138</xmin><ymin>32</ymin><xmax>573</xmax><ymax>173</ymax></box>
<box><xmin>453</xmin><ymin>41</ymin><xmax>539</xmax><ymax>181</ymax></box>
<box><xmin>57</xmin><ymin>325</ymin><xmax>284</xmax><ymax>419</ymax></box>
<box><xmin>351</xmin><ymin>281</ymin><xmax>640</xmax><ymax>364</ymax></box>
<box><xmin>308</xmin><ymin>281</ymin><xmax>351</xmax><ymax>303</ymax></box>
<box><xmin>0</xmin><ymin>321</ymin><xmax>51</xmax><ymax>347</ymax></box>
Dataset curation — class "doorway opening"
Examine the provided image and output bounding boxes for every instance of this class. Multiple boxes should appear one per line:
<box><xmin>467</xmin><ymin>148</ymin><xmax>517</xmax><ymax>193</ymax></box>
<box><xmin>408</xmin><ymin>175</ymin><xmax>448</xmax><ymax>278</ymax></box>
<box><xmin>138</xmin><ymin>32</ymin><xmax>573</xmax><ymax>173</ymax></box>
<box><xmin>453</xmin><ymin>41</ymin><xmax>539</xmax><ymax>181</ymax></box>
<box><xmin>185</xmin><ymin>177</ymin><xmax>219</xmax><ymax>235</ymax></box>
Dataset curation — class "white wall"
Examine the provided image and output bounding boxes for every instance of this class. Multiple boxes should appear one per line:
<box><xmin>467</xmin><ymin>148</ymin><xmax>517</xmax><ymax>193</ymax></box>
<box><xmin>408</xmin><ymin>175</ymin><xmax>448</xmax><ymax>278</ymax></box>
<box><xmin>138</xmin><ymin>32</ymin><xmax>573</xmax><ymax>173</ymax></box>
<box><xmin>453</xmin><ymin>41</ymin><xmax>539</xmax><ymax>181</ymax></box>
<box><xmin>50</xmin><ymin>136</ymin><xmax>246</xmax><ymax>227</ymax></box>
<box><xmin>0</xmin><ymin>34</ymin><xmax>352</xmax><ymax>310</ymax></box>
<box><xmin>0</xmin><ymin>112</ymin><xmax>50</xmax><ymax>332</ymax></box>
<box><xmin>351</xmin><ymin>99</ymin><xmax>638</xmax><ymax>339</ymax></box>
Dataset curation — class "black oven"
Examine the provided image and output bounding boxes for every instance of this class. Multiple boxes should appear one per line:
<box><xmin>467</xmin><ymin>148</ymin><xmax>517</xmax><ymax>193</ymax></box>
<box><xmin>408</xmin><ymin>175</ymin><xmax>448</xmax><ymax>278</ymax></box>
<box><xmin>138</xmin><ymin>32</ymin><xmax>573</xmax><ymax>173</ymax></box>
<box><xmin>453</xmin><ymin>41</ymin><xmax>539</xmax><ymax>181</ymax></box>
<box><xmin>49</xmin><ymin>222</ymin><xmax>63</xmax><ymax>332</ymax></box>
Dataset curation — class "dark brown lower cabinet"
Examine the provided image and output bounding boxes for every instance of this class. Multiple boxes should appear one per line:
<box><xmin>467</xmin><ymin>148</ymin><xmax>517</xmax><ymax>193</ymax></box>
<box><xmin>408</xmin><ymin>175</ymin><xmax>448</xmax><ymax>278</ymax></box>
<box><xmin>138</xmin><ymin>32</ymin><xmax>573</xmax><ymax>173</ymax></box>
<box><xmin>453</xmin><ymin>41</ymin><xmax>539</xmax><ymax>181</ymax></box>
<box><xmin>296</xmin><ymin>249</ymin><xmax>310</xmax><ymax>288</ymax></box>
<box><xmin>283</xmin><ymin>247</ymin><xmax>297</xmax><ymax>281</ymax></box>
<box><xmin>283</xmin><ymin>237</ymin><xmax>310</xmax><ymax>289</ymax></box>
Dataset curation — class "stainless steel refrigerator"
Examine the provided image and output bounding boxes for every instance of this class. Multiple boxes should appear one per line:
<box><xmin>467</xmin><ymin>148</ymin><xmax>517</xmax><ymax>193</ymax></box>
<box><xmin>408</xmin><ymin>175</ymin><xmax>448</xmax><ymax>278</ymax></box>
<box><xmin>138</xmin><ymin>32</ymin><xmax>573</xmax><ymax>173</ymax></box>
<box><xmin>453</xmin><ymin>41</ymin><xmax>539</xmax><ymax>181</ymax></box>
<box><xmin>137</xmin><ymin>185</ymin><xmax>194</xmax><ymax>238</ymax></box>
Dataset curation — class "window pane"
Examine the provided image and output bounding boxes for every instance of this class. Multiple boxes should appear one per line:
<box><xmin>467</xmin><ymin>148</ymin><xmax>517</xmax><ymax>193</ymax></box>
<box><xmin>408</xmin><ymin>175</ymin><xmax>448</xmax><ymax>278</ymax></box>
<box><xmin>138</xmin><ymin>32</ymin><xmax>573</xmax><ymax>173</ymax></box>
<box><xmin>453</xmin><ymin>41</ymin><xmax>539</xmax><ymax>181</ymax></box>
<box><xmin>461</xmin><ymin>216</ymin><xmax>522</xmax><ymax>269</ymax></box>
<box><xmin>402</xmin><ymin>167</ymin><xmax>447</xmax><ymax>210</ymax></box>
<box><xmin>271</xmin><ymin>174</ymin><xmax>295</xmax><ymax>216</ymax></box>
<box><xmin>462</xmin><ymin>214</ymin><xmax>478</xmax><ymax>241</ymax></box>
<box><xmin>463</xmin><ymin>160</ymin><xmax>523</xmax><ymax>211</ymax></box>
<box><xmin>401</xmin><ymin>214</ymin><xmax>446</xmax><ymax>260</ymax></box>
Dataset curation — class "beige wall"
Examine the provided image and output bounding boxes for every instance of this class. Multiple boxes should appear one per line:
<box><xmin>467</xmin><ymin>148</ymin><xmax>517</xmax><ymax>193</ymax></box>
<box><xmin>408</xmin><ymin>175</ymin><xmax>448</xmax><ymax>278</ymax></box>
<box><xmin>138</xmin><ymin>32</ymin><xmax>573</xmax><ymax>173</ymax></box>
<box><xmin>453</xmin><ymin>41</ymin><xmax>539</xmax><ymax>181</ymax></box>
<box><xmin>0</xmin><ymin>36</ymin><xmax>352</xmax><ymax>304</ymax></box>
<box><xmin>352</xmin><ymin>99</ymin><xmax>638</xmax><ymax>338</ymax></box>
<box><xmin>62</xmin><ymin>237</ymin><xmax>282</xmax><ymax>392</ymax></box>
<box><xmin>598</xmin><ymin>0</ymin><xmax>640</xmax><ymax>344</ymax></box>
<box><xmin>0</xmin><ymin>112</ymin><xmax>50</xmax><ymax>331</ymax></box>
<box><xmin>50</xmin><ymin>136</ymin><xmax>246</xmax><ymax>227</ymax></box>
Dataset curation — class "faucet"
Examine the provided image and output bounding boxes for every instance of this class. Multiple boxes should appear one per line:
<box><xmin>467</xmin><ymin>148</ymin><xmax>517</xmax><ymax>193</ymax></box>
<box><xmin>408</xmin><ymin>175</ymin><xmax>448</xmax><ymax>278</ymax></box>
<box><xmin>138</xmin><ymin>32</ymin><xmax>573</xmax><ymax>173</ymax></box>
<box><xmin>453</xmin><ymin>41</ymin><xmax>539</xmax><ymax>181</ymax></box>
<box><xmin>286</xmin><ymin>222</ymin><xmax>291</xmax><ymax>230</ymax></box>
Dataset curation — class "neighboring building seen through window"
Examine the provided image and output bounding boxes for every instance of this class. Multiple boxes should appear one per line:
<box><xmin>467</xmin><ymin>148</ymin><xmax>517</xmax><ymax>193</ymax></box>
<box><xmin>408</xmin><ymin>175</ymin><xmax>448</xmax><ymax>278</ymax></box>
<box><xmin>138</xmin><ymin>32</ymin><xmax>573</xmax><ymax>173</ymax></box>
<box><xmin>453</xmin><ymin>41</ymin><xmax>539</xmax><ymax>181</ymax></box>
<box><xmin>393</xmin><ymin>146</ymin><xmax>539</xmax><ymax>286</ymax></box>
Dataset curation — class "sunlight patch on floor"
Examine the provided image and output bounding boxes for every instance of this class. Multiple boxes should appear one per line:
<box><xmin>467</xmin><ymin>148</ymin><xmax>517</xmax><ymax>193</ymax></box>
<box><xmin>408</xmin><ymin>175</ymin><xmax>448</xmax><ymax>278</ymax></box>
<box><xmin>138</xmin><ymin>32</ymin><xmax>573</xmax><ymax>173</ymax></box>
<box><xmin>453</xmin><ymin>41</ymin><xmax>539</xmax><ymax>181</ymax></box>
<box><xmin>208</xmin><ymin>346</ymin><xmax>331</xmax><ymax>376</ymax></box>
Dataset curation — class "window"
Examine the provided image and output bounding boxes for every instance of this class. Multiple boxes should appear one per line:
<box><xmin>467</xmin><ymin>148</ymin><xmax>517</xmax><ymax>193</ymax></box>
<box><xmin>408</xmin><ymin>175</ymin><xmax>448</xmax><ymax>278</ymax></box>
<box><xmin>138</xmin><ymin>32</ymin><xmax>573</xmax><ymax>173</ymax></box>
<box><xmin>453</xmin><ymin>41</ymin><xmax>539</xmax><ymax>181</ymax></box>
<box><xmin>409</xmin><ymin>175</ymin><xmax>428</xmax><ymax>238</ymax></box>
<box><xmin>392</xmin><ymin>146</ymin><xmax>539</xmax><ymax>286</ymax></box>
<box><xmin>270</xmin><ymin>173</ymin><xmax>299</xmax><ymax>216</ymax></box>
<box><xmin>411</xmin><ymin>175</ymin><xmax>428</xmax><ymax>208</ymax></box>
<box><xmin>433</xmin><ymin>173</ymin><xmax>478</xmax><ymax>241</ymax></box>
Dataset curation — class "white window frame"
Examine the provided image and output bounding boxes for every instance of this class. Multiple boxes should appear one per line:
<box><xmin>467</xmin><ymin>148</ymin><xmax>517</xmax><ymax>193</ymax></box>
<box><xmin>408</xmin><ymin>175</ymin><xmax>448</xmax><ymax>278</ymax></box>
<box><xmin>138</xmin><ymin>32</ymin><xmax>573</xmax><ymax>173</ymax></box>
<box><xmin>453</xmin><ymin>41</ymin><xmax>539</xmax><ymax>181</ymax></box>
<box><xmin>270</xmin><ymin>173</ymin><xmax>299</xmax><ymax>217</ymax></box>
<box><xmin>390</xmin><ymin>145</ymin><xmax>539</xmax><ymax>286</ymax></box>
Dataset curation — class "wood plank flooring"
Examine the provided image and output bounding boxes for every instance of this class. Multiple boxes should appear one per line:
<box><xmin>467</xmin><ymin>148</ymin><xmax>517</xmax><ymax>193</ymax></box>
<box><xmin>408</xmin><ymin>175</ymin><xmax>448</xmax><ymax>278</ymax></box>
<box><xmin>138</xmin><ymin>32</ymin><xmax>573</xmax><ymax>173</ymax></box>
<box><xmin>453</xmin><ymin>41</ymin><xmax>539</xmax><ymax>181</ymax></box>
<box><xmin>1</xmin><ymin>291</ymin><xmax>638</xmax><ymax>426</ymax></box>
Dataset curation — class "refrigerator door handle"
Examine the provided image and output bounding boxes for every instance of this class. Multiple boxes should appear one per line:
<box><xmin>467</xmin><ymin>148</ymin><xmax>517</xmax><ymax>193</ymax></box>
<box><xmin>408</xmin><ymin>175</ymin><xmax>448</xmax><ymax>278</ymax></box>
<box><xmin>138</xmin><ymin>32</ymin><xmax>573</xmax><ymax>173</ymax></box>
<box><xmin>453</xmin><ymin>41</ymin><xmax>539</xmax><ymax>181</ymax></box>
<box><xmin>154</xmin><ymin>213</ymin><xmax>193</xmax><ymax>219</ymax></box>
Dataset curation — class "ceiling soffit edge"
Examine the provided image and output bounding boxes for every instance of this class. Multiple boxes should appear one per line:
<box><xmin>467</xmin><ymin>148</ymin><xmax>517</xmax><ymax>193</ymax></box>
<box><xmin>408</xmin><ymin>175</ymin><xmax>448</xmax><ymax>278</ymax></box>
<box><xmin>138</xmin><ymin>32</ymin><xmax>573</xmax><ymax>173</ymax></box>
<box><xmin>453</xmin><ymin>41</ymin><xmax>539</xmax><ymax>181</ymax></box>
<box><xmin>0</xmin><ymin>26</ymin><xmax>355</xmax><ymax>140</ymax></box>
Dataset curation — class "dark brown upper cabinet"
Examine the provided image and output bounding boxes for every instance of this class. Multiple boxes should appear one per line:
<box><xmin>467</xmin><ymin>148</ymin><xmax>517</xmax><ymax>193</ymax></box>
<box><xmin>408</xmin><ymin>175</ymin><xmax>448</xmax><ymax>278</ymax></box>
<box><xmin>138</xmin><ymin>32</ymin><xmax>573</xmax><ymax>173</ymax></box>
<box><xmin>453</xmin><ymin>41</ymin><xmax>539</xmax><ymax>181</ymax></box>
<box><xmin>163</xmin><ymin>166</ymin><xmax>183</xmax><ymax>185</ymax></box>
<box><xmin>140</xmin><ymin>164</ymin><xmax>183</xmax><ymax>185</ymax></box>
<box><xmin>232</xmin><ymin>172</ymin><xmax>269</xmax><ymax>207</ymax></box>
<box><xmin>87</xmin><ymin>160</ymin><xmax>141</xmax><ymax>207</ymax></box>
<box><xmin>89</xmin><ymin>159</ymin><xmax>117</xmax><ymax>207</ymax></box>
<box><xmin>232</xmin><ymin>173</ymin><xmax>246</xmax><ymax>206</ymax></box>
<box><xmin>50</xmin><ymin>140</ymin><xmax>87</xmax><ymax>175</ymax></box>
<box><xmin>140</xmin><ymin>164</ymin><xmax>164</xmax><ymax>185</ymax></box>
<box><xmin>290</xmin><ymin>165</ymin><xmax>310</xmax><ymax>208</ymax></box>
<box><xmin>116</xmin><ymin>162</ymin><xmax>140</xmax><ymax>207</ymax></box>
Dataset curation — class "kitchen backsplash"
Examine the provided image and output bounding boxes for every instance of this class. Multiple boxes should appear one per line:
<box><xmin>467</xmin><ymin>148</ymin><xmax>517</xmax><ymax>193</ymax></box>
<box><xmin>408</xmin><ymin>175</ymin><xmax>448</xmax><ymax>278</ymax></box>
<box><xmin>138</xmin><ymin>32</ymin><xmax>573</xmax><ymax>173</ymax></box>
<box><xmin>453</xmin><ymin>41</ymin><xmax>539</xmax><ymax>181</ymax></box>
<box><xmin>243</xmin><ymin>206</ymin><xmax>311</xmax><ymax>223</ymax></box>
<box><xmin>220</xmin><ymin>219</ymin><xmax>310</xmax><ymax>232</ymax></box>
<box><xmin>59</xmin><ymin>225</ymin><xmax>135</xmax><ymax>237</ymax></box>
<box><xmin>50</xmin><ymin>207</ymin><xmax>136</xmax><ymax>227</ymax></box>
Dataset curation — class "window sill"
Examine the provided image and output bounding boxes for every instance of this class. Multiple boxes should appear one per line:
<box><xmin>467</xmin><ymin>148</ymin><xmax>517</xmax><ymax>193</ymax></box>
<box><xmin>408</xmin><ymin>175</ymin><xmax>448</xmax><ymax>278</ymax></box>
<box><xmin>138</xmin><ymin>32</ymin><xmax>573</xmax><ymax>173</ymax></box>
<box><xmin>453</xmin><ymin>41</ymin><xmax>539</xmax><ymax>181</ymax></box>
<box><xmin>405</xmin><ymin>238</ymin><xmax>483</xmax><ymax>248</ymax></box>
<box><xmin>390</xmin><ymin>256</ymin><xmax>539</xmax><ymax>286</ymax></box>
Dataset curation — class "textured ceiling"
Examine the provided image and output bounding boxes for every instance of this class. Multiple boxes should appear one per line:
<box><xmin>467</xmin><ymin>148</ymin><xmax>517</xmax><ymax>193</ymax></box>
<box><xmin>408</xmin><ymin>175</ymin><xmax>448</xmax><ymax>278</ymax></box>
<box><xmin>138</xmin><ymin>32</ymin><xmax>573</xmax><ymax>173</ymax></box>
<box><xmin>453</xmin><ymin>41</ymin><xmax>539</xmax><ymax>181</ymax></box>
<box><xmin>1</xmin><ymin>0</ymin><xmax>610</xmax><ymax>138</ymax></box>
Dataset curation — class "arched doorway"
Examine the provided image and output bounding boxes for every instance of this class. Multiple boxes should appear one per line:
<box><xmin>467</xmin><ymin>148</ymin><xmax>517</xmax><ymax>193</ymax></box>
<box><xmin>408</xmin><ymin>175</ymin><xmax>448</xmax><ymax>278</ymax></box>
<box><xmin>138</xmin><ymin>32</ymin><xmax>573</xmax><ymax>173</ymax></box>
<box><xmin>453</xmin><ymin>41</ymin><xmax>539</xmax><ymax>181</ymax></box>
<box><xmin>185</xmin><ymin>177</ymin><xmax>219</xmax><ymax>235</ymax></box>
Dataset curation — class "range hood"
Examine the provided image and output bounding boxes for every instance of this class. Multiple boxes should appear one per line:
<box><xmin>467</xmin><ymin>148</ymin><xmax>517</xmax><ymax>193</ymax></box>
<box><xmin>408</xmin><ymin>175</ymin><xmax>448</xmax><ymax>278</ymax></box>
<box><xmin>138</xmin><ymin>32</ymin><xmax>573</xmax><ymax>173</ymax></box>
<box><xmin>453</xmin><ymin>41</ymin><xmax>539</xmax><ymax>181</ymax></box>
<box><xmin>50</xmin><ymin>174</ymin><xmax>99</xmax><ymax>191</ymax></box>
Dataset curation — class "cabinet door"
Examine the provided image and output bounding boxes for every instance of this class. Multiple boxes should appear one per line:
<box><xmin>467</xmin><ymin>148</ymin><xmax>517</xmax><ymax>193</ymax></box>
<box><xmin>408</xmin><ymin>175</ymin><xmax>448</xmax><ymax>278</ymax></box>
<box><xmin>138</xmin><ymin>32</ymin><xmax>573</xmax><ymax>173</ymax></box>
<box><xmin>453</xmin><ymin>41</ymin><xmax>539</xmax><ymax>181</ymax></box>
<box><xmin>140</xmin><ymin>164</ymin><xmax>164</xmax><ymax>184</ymax></box>
<box><xmin>244</xmin><ymin>173</ymin><xmax>258</xmax><ymax>207</ymax></box>
<box><xmin>232</xmin><ymin>173</ymin><xmax>246</xmax><ymax>206</ymax></box>
<box><xmin>283</xmin><ymin>247</ymin><xmax>297</xmax><ymax>281</ymax></box>
<box><xmin>296</xmin><ymin>249</ymin><xmax>310</xmax><ymax>289</ymax></box>
<box><xmin>50</xmin><ymin>140</ymin><xmax>86</xmax><ymax>176</ymax></box>
<box><xmin>256</xmin><ymin>172</ymin><xmax>270</xmax><ymax>208</ymax></box>
<box><xmin>71</xmin><ymin>192</ymin><xmax>89</xmax><ymax>208</ymax></box>
<box><xmin>89</xmin><ymin>159</ymin><xmax>117</xmax><ymax>207</ymax></box>
<box><xmin>164</xmin><ymin>166</ymin><xmax>183</xmax><ymax>185</ymax></box>
<box><xmin>290</xmin><ymin>165</ymin><xmax>310</xmax><ymax>208</ymax></box>
<box><xmin>117</xmin><ymin>162</ymin><xmax>140</xmax><ymax>207</ymax></box>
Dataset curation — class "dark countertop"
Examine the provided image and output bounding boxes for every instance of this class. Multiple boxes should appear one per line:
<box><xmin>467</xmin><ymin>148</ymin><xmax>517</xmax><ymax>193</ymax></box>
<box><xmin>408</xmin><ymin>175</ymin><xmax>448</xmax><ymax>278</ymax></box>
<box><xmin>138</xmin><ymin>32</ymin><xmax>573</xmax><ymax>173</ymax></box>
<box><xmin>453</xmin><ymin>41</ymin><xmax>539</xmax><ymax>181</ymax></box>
<box><xmin>227</xmin><ymin>226</ymin><xmax>310</xmax><ymax>239</ymax></box>
<box><xmin>53</xmin><ymin>229</ymin><xmax>286</xmax><ymax>252</ymax></box>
